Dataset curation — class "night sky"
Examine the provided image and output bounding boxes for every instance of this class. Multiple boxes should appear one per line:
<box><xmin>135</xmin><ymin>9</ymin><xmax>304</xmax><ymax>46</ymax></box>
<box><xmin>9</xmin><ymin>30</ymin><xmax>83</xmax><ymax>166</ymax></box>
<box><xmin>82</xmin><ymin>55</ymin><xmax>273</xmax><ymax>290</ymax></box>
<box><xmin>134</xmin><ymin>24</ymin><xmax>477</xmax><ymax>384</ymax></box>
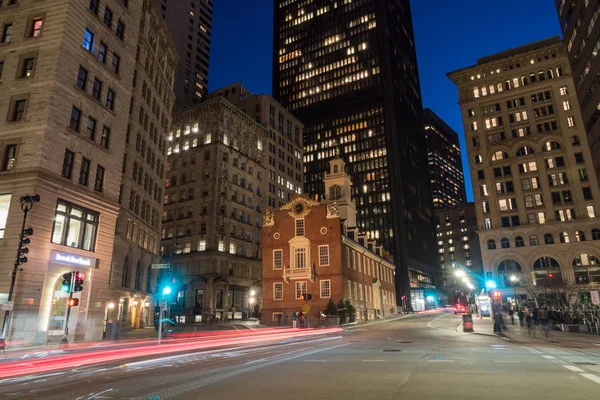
<box><xmin>208</xmin><ymin>0</ymin><xmax>562</xmax><ymax>201</ymax></box>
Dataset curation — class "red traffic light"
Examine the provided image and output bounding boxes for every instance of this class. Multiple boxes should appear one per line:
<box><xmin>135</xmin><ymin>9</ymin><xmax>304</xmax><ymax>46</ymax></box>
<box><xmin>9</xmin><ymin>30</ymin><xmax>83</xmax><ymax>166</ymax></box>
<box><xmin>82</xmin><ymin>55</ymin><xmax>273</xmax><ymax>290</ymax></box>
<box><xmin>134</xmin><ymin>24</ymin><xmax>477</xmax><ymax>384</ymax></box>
<box><xmin>548</xmin><ymin>273</ymin><xmax>554</xmax><ymax>278</ymax></box>
<box><xmin>67</xmin><ymin>298</ymin><xmax>79</xmax><ymax>307</ymax></box>
<box><xmin>76</xmin><ymin>272</ymin><xmax>85</xmax><ymax>280</ymax></box>
<box><xmin>401</xmin><ymin>295</ymin><xmax>407</xmax><ymax>299</ymax></box>
<box><xmin>299</xmin><ymin>294</ymin><xmax>305</xmax><ymax>301</ymax></box>
<box><xmin>492</xmin><ymin>291</ymin><xmax>501</xmax><ymax>298</ymax></box>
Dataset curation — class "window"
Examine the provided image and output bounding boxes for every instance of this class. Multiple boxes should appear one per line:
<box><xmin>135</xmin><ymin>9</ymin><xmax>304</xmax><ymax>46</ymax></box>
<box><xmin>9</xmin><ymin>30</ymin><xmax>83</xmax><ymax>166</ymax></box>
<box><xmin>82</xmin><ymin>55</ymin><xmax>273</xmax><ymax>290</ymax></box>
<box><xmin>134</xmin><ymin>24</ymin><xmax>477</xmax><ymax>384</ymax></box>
<box><xmin>567</xmin><ymin>117</ymin><xmax>575</xmax><ymax>127</ymax></box>
<box><xmin>2</xmin><ymin>24</ymin><xmax>12</xmax><ymax>43</ymax></box>
<box><xmin>530</xmin><ymin>235</ymin><xmax>539</xmax><ymax>246</ymax></box>
<box><xmin>30</xmin><ymin>17</ymin><xmax>43</xmax><ymax>38</ymax></box>
<box><xmin>97</xmin><ymin>41</ymin><xmax>107</xmax><ymax>63</ymax></box>
<box><xmin>273</xmin><ymin>249</ymin><xmax>282</xmax><ymax>269</ymax></box>
<box><xmin>11</xmin><ymin>99</ymin><xmax>26</xmax><ymax>122</ymax></box>
<box><xmin>544</xmin><ymin>234</ymin><xmax>555</xmax><ymax>245</ymax></box>
<box><xmin>106</xmin><ymin>89</ymin><xmax>115</xmax><ymax>110</ymax></box>
<box><xmin>2</xmin><ymin>144</ymin><xmax>17</xmax><ymax>171</ymax></box>
<box><xmin>542</xmin><ymin>141</ymin><xmax>562</xmax><ymax>152</ymax></box>
<box><xmin>294</xmin><ymin>247</ymin><xmax>306</xmax><ymax>269</ymax></box>
<box><xmin>560</xmin><ymin>232</ymin><xmax>570</xmax><ymax>243</ymax></box>
<box><xmin>0</xmin><ymin>193</ymin><xmax>11</xmax><ymax>238</ymax></box>
<box><xmin>79</xmin><ymin>158</ymin><xmax>90</xmax><ymax>186</ymax></box>
<box><xmin>563</xmin><ymin>100</ymin><xmax>571</xmax><ymax>110</ymax></box>
<box><xmin>274</xmin><ymin>283</ymin><xmax>283</xmax><ymax>300</ymax></box>
<box><xmin>82</xmin><ymin>28</ymin><xmax>94</xmax><ymax>52</ymax></box>
<box><xmin>51</xmin><ymin>200</ymin><xmax>99</xmax><ymax>251</ymax></box>
<box><xmin>588</xmin><ymin>205</ymin><xmax>596</xmax><ymax>218</ymax></box>
<box><xmin>295</xmin><ymin>219</ymin><xmax>304</xmax><ymax>236</ymax></box>
<box><xmin>77</xmin><ymin>66</ymin><xmax>88</xmax><ymax>89</ymax></box>
<box><xmin>295</xmin><ymin>281</ymin><xmax>307</xmax><ymax>299</ymax></box>
<box><xmin>85</xmin><ymin>117</ymin><xmax>96</xmax><ymax>140</ymax></box>
<box><xmin>515</xmin><ymin>236</ymin><xmax>524</xmax><ymax>247</ymax></box>
<box><xmin>559</xmin><ymin>86</ymin><xmax>568</xmax><ymax>95</ymax></box>
<box><xmin>100</xmin><ymin>125</ymin><xmax>110</xmax><ymax>148</ymax></box>
<box><xmin>89</xmin><ymin>0</ymin><xmax>99</xmax><ymax>14</ymax></box>
<box><xmin>92</xmin><ymin>78</ymin><xmax>102</xmax><ymax>100</ymax></box>
<box><xmin>320</xmin><ymin>280</ymin><xmax>331</xmax><ymax>298</ymax></box>
<box><xmin>501</xmin><ymin>238</ymin><xmax>510</xmax><ymax>249</ymax></box>
<box><xmin>111</xmin><ymin>53</ymin><xmax>120</xmax><ymax>74</ymax></box>
<box><xmin>116</xmin><ymin>20</ymin><xmax>125</xmax><ymax>40</ymax></box>
<box><xmin>20</xmin><ymin>57</ymin><xmax>35</xmax><ymax>78</ymax></box>
<box><xmin>69</xmin><ymin>106</ymin><xmax>81</xmax><ymax>131</ymax></box>
<box><xmin>103</xmin><ymin>7</ymin><xmax>113</xmax><ymax>27</ymax></box>
<box><xmin>94</xmin><ymin>165</ymin><xmax>104</xmax><ymax>192</ymax></box>
<box><xmin>62</xmin><ymin>150</ymin><xmax>74</xmax><ymax>178</ymax></box>
<box><xmin>319</xmin><ymin>245</ymin><xmax>329</xmax><ymax>266</ymax></box>
<box><xmin>572</xmin><ymin>136</ymin><xmax>580</xmax><ymax>146</ymax></box>
<box><xmin>487</xmin><ymin>239</ymin><xmax>496</xmax><ymax>250</ymax></box>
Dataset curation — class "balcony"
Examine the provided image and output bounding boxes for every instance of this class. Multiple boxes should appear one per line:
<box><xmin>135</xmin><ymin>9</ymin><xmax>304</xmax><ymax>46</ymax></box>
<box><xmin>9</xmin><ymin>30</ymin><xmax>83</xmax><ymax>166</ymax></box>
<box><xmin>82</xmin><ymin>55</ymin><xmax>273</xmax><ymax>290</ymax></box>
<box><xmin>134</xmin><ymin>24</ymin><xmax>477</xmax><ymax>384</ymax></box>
<box><xmin>283</xmin><ymin>265</ymin><xmax>315</xmax><ymax>282</ymax></box>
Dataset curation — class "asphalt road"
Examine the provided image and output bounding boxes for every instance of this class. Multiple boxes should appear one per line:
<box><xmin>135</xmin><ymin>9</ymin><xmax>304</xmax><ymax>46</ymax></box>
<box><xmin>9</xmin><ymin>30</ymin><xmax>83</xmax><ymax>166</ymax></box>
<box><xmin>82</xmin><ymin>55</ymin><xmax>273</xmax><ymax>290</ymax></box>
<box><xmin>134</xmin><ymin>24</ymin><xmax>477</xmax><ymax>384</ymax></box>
<box><xmin>2</xmin><ymin>311</ymin><xmax>600</xmax><ymax>399</ymax></box>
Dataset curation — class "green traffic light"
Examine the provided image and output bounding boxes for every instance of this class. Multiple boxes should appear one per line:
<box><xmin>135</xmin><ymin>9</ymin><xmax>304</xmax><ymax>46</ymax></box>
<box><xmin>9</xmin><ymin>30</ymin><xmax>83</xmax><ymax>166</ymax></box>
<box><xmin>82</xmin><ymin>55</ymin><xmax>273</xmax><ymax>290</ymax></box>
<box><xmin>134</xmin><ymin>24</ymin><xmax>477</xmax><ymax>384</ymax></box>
<box><xmin>163</xmin><ymin>286</ymin><xmax>172</xmax><ymax>296</ymax></box>
<box><xmin>61</xmin><ymin>285</ymin><xmax>70</xmax><ymax>293</ymax></box>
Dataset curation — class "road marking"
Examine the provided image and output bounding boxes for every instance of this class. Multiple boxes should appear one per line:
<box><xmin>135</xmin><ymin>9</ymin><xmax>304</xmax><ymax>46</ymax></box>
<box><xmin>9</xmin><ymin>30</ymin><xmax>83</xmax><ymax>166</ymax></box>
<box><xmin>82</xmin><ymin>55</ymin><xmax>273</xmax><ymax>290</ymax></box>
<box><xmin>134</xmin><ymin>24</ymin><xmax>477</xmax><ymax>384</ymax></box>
<box><xmin>362</xmin><ymin>360</ymin><xmax>385</xmax><ymax>362</ymax></box>
<box><xmin>494</xmin><ymin>361</ymin><xmax>519</xmax><ymax>363</ymax></box>
<box><xmin>304</xmin><ymin>360</ymin><xmax>327</xmax><ymax>362</ymax></box>
<box><xmin>427</xmin><ymin>314</ymin><xmax>448</xmax><ymax>328</ymax></box>
<box><xmin>564</xmin><ymin>366</ymin><xmax>584</xmax><ymax>372</ymax></box>
<box><xmin>581</xmin><ymin>373</ymin><xmax>600</xmax><ymax>385</ymax></box>
<box><xmin>542</xmin><ymin>355</ymin><xmax>556</xmax><ymax>360</ymax></box>
<box><xmin>427</xmin><ymin>360</ymin><xmax>455</xmax><ymax>362</ymax></box>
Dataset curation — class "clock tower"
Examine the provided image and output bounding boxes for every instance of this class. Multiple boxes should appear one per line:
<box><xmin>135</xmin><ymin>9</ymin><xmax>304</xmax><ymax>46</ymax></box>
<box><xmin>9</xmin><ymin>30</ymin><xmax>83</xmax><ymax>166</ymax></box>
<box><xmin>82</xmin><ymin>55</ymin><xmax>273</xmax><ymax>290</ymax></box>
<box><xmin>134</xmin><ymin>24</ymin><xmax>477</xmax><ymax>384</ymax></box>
<box><xmin>323</xmin><ymin>157</ymin><xmax>357</xmax><ymax>231</ymax></box>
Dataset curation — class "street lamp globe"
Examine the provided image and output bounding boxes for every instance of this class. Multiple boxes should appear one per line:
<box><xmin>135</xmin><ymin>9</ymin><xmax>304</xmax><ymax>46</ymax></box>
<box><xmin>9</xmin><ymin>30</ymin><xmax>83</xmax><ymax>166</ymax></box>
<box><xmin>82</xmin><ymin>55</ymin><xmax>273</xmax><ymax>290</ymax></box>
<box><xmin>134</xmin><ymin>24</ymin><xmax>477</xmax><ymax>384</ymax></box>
<box><xmin>162</xmin><ymin>286</ymin><xmax>172</xmax><ymax>296</ymax></box>
<box><xmin>486</xmin><ymin>280</ymin><xmax>497</xmax><ymax>289</ymax></box>
<box><xmin>455</xmin><ymin>270</ymin><xmax>466</xmax><ymax>278</ymax></box>
<box><xmin>249</xmin><ymin>297</ymin><xmax>256</xmax><ymax>305</ymax></box>
<box><xmin>510</xmin><ymin>275</ymin><xmax>518</xmax><ymax>283</ymax></box>
<box><xmin>250</xmin><ymin>290</ymin><xmax>256</xmax><ymax>297</ymax></box>
<box><xmin>108</xmin><ymin>303</ymin><xmax>115</xmax><ymax>309</ymax></box>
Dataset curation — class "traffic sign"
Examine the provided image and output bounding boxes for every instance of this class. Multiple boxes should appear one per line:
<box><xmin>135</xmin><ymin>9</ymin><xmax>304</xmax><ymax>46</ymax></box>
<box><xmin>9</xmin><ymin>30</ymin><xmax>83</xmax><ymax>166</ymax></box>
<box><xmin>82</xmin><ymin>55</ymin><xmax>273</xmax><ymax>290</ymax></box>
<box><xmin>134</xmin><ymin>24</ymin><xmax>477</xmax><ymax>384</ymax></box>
<box><xmin>151</xmin><ymin>263</ymin><xmax>171</xmax><ymax>270</ymax></box>
<box><xmin>2</xmin><ymin>301</ymin><xmax>14</xmax><ymax>311</ymax></box>
<box><xmin>302</xmin><ymin>304</ymin><xmax>311</xmax><ymax>314</ymax></box>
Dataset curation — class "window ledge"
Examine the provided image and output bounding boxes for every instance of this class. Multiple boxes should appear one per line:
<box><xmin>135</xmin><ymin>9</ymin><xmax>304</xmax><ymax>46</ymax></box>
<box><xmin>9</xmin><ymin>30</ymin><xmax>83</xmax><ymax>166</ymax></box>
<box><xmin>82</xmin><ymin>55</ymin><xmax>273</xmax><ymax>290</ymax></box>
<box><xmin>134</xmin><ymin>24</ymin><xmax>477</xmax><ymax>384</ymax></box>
<box><xmin>66</xmin><ymin>126</ymin><xmax>110</xmax><ymax>154</ymax></box>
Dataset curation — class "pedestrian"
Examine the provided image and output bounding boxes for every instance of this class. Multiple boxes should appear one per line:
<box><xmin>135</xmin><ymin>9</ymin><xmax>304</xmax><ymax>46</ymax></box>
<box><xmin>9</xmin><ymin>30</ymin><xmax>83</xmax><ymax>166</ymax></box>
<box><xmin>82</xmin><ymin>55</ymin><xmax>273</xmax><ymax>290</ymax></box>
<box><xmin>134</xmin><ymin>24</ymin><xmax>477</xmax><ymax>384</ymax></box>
<box><xmin>509</xmin><ymin>308</ymin><xmax>515</xmax><ymax>326</ymax></box>
<box><xmin>283</xmin><ymin>311</ymin><xmax>288</xmax><ymax>327</ymax></box>
<box><xmin>276</xmin><ymin>313</ymin><xmax>283</xmax><ymax>327</ymax></box>
<box><xmin>539</xmin><ymin>307</ymin><xmax>551</xmax><ymax>338</ymax></box>
<box><xmin>298</xmin><ymin>312</ymin><xmax>304</xmax><ymax>328</ymax></box>
<box><xmin>291</xmin><ymin>311</ymin><xmax>298</xmax><ymax>328</ymax></box>
<box><xmin>517</xmin><ymin>308</ymin><xmax>525</xmax><ymax>328</ymax></box>
<box><xmin>526</xmin><ymin>312</ymin><xmax>535</xmax><ymax>337</ymax></box>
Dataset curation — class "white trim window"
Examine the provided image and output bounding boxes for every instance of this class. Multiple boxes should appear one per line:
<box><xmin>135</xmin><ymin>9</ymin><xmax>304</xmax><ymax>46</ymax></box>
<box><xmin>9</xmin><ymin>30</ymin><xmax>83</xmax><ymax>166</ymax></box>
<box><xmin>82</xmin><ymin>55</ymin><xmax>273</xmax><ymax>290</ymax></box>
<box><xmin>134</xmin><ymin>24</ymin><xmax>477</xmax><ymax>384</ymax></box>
<box><xmin>273</xmin><ymin>249</ymin><xmax>283</xmax><ymax>269</ymax></box>
<box><xmin>198</xmin><ymin>240</ymin><xmax>206</xmax><ymax>251</ymax></box>
<box><xmin>353</xmin><ymin>282</ymin><xmax>358</xmax><ymax>299</ymax></box>
<box><xmin>295</xmin><ymin>219</ymin><xmax>305</xmax><ymax>236</ymax></box>
<box><xmin>320</xmin><ymin>279</ymin><xmax>331</xmax><ymax>298</ymax></box>
<box><xmin>347</xmin><ymin>280</ymin><xmax>352</xmax><ymax>298</ymax></box>
<box><xmin>295</xmin><ymin>281</ymin><xmax>307</xmax><ymax>299</ymax></box>
<box><xmin>294</xmin><ymin>247</ymin><xmax>306</xmax><ymax>269</ymax></box>
<box><xmin>272</xmin><ymin>312</ymin><xmax>283</xmax><ymax>321</ymax></box>
<box><xmin>318</xmin><ymin>245</ymin><xmax>329</xmax><ymax>266</ymax></box>
<box><xmin>274</xmin><ymin>282</ymin><xmax>283</xmax><ymax>300</ymax></box>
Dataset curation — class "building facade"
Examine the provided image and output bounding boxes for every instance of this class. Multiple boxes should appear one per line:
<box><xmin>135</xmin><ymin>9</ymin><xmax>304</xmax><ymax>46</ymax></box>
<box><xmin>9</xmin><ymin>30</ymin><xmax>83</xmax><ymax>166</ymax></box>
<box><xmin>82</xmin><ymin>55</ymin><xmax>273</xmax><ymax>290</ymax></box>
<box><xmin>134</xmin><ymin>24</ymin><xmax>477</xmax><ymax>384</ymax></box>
<box><xmin>108</xmin><ymin>0</ymin><xmax>177</xmax><ymax>332</ymax></box>
<box><xmin>161</xmin><ymin>98</ymin><xmax>267</xmax><ymax>323</ymax></box>
<box><xmin>0</xmin><ymin>0</ymin><xmax>145</xmax><ymax>344</ymax></box>
<box><xmin>208</xmin><ymin>82</ymin><xmax>304</xmax><ymax>208</ymax></box>
<box><xmin>273</xmin><ymin>0</ymin><xmax>437</xmax><ymax>306</ymax></box>
<box><xmin>555</xmin><ymin>0</ymin><xmax>600</xmax><ymax>188</ymax></box>
<box><xmin>448</xmin><ymin>37</ymin><xmax>600</xmax><ymax>301</ymax></box>
<box><xmin>435</xmin><ymin>203</ymin><xmax>483</xmax><ymax>304</ymax></box>
<box><xmin>154</xmin><ymin>0</ymin><xmax>212</xmax><ymax>111</ymax></box>
<box><xmin>261</xmin><ymin>159</ymin><xmax>397</xmax><ymax>326</ymax></box>
<box><xmin>425</xmin><ymin>108</ymin><xmax>467</xmax><ymax>209</ymax></box>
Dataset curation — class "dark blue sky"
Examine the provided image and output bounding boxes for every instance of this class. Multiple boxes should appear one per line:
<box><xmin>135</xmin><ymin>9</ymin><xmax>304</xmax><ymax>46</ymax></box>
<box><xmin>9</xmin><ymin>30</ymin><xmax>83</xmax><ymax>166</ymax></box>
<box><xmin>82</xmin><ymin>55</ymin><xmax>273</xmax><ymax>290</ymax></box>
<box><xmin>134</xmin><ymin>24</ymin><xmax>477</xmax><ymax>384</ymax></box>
<box><xmin>208</xmin><ymin>0</ymin><xmax>562</xmax><ymax>201</ymax></box>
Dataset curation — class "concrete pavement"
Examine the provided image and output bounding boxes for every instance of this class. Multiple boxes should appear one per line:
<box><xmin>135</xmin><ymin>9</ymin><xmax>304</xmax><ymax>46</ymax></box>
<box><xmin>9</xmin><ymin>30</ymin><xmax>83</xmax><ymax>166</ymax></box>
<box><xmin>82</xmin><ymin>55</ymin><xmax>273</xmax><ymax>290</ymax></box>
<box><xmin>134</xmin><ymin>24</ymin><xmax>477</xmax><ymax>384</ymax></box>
<box><xmin>1</xmin><ymin>310</ymin><xmax>600</xmax><ymax>399</ymax></box>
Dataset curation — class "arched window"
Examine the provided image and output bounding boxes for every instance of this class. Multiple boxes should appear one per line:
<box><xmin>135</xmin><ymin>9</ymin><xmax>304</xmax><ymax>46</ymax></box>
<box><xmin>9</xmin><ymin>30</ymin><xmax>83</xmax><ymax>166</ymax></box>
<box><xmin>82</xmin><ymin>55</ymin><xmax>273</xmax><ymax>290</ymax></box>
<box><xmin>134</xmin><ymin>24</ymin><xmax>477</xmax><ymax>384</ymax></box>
<box><xmin>515</xmin><ymin>236</ymin><xmax>524</xmax><ymax>247</ymax></box>
<box><xmin>474</xmin><ymin>87</ymin><xmax>480</xmax><ymax>98</ymax></box>
<box><xmin>501</xmin><ymin>238</ymin><xmax>510</xmax><ymax>249</ymax></box>
<box><xmin>547</xmin><ymin>69</ymin><xmax>554</xmax><ymax>79</ymax></box>
<box><xmin>544</xmin><ymin>233</ymin><xmax>554</xmax><ymax>245</ymax></box>
<box><xmin>575</xmin><ymin>230</ymin><xmax>586</xmax><ymax>242</ymax></box>
<box><xmin>573</xmin><ymin>253</ymin><xmax>600</xmax><ymax>284</ymax></box>
<box><xmin>121</xmin><ymin>256</ymin><xmax>130</xmax><ymax>288</ymax></box>
<box><xmin>516</xmin><ymin>146</ymin><xmax>534</xmax><ymax>156</ymax></box>
<box><xmin>534</xmin><ymin>256</ymin><xmax>562</xmax><ymax>285</ymax></box>
<box><xmin>475</xmin><ymin>154</ymin><xmax>483</xmax><ymax>164</ymax></box>
<box><xmin>329</xmin><ymin>184</ymin><xmax>342</xmax><ymax>200</ymax></box>
<box><xmin>134</xmin><ymin>261</ymin><xmax>142</xmax><ymax>290</ymax></box>
<box><xmin>492</xmin><ymin>151</ymin><xmax>508</xmax><ymax>161</ymax></box>
<box><xmin>487</xmin><ymin>239</ymin><xmax>496</xmax><ymax>250</ymax></box>
<box><xmin>542</xmin><ymin>141</ymin><xmax>561</xmax><ymax>151</ymax></box>
<box><xmin>333</xmin><ymin>165</ymin><xmax>339</xmax><ymax>173</ymax></box>
<box><xmin>481</xmin><ymin>86</ymin><xmax>488</xmax><ymax>96</ymax></box>
<box><xmin>555</xmin><ymin>66</ymin><xmax>563</xmax><ymax>77</ymax></box>
<box><xmin>571</xmin><ymin>136</ymin><xmax>580</xmax><ymax>146</ymax></box>
<box><xmin>497</xmin><ymin>260</ymin><xmax>523</xmax><ymax>287</ymax></box>
<box><xmin>593</xmin><ymin>229</ymin><xmax>600</xmax><ymax>240</ymax></box>
<box><xmin>538</xmin><ymin>71</ymin><xmax>545</xmax><ymax>81</ymax></box>
<box><xmin>146</xmin><ymin>265</ymin><xmax>153</xmax><ymax>293</ymax></box>
<box><xmin>559</xmin><ymin>232</ymin><xmax>570</xmax><ymax>243</ymax></box>
<box><xmin>529</xmin><ymin>235</ymin><xmax>539</xmax><ymax>246</ymax></box>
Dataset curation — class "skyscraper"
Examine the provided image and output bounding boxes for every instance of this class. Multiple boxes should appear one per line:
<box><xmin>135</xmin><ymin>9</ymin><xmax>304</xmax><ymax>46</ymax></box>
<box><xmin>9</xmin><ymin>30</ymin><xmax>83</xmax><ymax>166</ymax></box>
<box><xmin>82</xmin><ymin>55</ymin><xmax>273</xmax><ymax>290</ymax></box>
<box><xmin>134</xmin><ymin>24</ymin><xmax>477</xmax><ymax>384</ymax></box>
<box><xmin>424</xmin><ymin>108</ymin><xmax>467</xmax><ymax>209</ymax></box>
<box><xmin>155</xmin><ymin>0</ymin><xmax>212</xmax><ymax>111</ymax></box>
<box><xmin>273</xmin><ymin>0</ymin><xmax>437</xmax><ymax>302</ymax></box>
<box><xmin>555</xmin><ymin>0</ymin><xmax>600</xmax><ymax>188</ymax></box>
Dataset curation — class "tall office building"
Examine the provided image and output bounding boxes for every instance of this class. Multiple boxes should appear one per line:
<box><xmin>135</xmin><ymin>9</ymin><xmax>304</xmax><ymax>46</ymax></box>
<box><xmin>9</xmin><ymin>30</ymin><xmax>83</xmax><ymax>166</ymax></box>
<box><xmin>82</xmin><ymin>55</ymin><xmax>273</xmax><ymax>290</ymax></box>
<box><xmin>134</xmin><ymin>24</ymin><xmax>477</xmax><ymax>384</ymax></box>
<box><xmin>0</xmin><ymin>0</ymin><xmax>147</xmax><ymax>345</ymax></box>
<box><xmin>555</xmin><ymin>0</ymin><xmax>600</xmax><ymax>188</ymax></box>
<box><xmin>424</xmin><ymin>108</ymin><xmax>467</xmax><ymax>209</ymax></box>
<box><xmin>155</xmin><ymin>0</ymin><xmax>212</xmax><ymax>111</ymax></box>
<box><xmin>108</xmin><ymin>0</ymin><xmax>177</xmax><ymax>332</ymax></box>
<box><xmin>273</xmin><ymin>0</ymin><xmax>437</xmax><ymax>303</ymax></box>
<box><xmin>448</xmin><ymin>37</ymin><xmax>600</xmax><ymax>301</ymax></box>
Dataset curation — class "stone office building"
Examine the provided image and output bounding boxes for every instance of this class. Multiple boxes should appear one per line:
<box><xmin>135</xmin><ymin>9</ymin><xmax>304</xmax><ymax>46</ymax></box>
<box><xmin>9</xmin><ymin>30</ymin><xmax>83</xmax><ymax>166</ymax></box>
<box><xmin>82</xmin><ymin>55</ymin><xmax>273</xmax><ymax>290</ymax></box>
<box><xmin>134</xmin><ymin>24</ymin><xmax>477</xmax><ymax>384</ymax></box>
<box><xmin>448</xmin><ymin>37</ymin><xmax>600</xmax><ymax>302</ymax></box>
<box><xmin>0</xmin><ymin>0</ymin><xmax>146</xmax><ymax>344</ymax></box>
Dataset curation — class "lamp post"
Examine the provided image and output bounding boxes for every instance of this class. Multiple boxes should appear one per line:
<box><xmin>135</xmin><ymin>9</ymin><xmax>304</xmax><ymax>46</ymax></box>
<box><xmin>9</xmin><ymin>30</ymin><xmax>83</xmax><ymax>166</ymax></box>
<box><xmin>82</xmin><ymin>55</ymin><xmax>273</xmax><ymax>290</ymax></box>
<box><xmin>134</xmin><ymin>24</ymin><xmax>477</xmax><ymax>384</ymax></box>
<box><xmin>158</xmin><ymin>286</ymin><xmax>171</xmax><ymax>344</ymax></box>
<box><xmin>510</xmin><ymin>275</ymin><xmax>519</xmax><ymax>306</ymax></box>
<box><xmin>0</xmin><ymin>194</ymin><xmax>40</xmax><ymax>350</ymax></box>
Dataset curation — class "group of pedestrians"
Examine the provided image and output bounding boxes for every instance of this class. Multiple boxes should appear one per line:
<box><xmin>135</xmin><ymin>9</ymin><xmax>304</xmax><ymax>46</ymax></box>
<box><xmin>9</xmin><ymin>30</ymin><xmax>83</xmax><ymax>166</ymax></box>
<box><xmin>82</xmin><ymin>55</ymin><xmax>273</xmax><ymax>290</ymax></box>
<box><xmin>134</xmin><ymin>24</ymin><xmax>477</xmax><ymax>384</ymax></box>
<box><xmin>496</xmin><ymin>305</ymin><xmax>552</xmax><ymax>338</ymax></box>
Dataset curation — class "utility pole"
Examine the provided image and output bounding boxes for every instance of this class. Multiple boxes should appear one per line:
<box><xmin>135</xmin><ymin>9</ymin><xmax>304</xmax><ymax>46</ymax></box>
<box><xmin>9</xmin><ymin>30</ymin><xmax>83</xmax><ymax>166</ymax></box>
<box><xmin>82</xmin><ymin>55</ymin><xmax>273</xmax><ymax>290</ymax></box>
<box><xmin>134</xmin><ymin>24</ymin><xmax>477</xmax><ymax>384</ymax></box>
<box><xmin>0</xmin><ymin>194</ymin><xmax>39</xmax><ymax>351</ymax></box>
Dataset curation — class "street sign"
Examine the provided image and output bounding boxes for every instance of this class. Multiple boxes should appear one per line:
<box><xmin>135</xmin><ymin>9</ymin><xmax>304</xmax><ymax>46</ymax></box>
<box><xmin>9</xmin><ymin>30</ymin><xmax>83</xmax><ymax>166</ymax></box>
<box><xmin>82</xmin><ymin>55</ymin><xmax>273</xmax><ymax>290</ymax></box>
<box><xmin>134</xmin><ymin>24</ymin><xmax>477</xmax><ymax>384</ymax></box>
<box><xmin>151</xmin><ymin>263</ymin><xmax>171</xmax><ymax>270</ymax></box>
<box><xmin>302</xmin><ymin>303</ymin><xmax>311</xmax><ymax>314</ymax></box>
<box><xmin>2</xmin><ymin>301</ymin><xmax>13</xmax><ymax>311</ymax></box>
<box><xmin>591</xmin><ymin>290</ymin><xmax>600</xmax><ymax>305</ymax></box>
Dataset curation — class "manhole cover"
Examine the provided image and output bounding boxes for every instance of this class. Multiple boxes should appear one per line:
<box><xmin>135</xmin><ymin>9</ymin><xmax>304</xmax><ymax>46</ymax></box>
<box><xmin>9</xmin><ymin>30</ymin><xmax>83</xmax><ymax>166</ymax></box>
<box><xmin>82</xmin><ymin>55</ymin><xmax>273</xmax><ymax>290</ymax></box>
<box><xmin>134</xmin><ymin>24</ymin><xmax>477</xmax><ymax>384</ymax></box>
<box><xmin>383</xmin><ymin>349</ymin><xmax>402</xmax><ymax>352</ymax></box>
<box><xmin>574</xmin><ymin>362</ymin><xmax>597</xmax><ymax>366</ymax></box>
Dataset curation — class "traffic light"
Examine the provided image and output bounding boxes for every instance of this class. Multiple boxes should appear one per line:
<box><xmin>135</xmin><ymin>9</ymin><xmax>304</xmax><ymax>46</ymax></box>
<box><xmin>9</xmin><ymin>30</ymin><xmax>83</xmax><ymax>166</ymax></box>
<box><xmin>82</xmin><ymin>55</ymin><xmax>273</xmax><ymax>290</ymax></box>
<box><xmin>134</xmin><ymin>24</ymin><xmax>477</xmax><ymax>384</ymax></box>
<box><xmin>548</xmin><ymin>273</ymin><xmax>554</xmax><ymax>278</ymax></box>
<box><xmin>18</xmin><ymin>227</ymin><xmax>33</xmax><ymax>265</ymax></box>
<box><xmin>492</xmin><ymin>290</ymin><xmax>501</xmax><ymax>298</ymax></box>
<box><xmin>67</xmin><ymin>298</ymin><xmax>79</xmax><ymax>307</ymax></box>
<box><xmin>74</xmin><ymin>272</ymin><xmax>84</xmax><ymax>292</ymax></box>
<box><xmin>62</xmin><ymin>272</ymin><xmax>73</xmax><ymax>293</ymax></box>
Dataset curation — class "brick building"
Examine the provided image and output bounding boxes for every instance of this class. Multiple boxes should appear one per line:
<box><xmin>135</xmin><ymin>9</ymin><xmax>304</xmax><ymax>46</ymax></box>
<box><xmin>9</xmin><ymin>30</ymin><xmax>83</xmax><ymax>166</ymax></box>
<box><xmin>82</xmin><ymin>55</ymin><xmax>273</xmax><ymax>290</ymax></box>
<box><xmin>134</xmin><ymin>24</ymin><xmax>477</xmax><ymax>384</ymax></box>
<box><xmin>261</xmin><ymin>158</ymin><xmax>397</xmax><ymax>326</ymax></box>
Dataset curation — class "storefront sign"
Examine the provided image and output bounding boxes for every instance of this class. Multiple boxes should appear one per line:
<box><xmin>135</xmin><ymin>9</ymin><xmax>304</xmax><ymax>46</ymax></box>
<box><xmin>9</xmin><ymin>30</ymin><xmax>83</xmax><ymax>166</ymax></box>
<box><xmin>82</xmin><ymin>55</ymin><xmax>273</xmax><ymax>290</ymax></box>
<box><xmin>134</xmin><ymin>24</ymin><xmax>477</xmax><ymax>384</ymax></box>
<box><xmin>54</xmin><ymin>253</ymin><xmax>92</xmax><ymax>267</ymax></box>
<box><xmin>151</xmin><ymin>263</ymin><xmax>171</xmax><ymax>269</ymax></box>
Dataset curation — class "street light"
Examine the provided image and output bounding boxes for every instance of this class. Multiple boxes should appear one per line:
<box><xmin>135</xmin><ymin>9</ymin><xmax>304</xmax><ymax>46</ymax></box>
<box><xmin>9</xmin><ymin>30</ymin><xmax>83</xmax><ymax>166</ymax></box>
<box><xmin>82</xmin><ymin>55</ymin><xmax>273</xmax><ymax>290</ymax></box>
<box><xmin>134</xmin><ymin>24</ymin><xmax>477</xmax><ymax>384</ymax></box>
<box><xmin>249</xmin><ymin>297</ymin><xmax>256</xmax><ymax>305</ymax></box>
<box><xmin>486</xmin><ymin>280</ymin><xmax>497</xmax><ymax>289</ymax></box>
<box><xmin>104</xmin><ymin>302</ymin><xmax>115</xmax><ymax>339</ymax></box>
<box><xmin>455</xmin><ymin>270</ymin><xmax>466</xmax><ymax>278</ymax></box>
<box><xmin>0</xmin><ymin>194</ymin><xmax>40</xmax><ymax>350</ymax></box>
<box><xmin>250</xmin><ymin>290</ymin><xmax>256</xmax><ymax>297</ymax></box>
<box><xmin>158</xmin><ymin>286</ymin><xmax>172</xmax><ymax>344</ymax></box>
